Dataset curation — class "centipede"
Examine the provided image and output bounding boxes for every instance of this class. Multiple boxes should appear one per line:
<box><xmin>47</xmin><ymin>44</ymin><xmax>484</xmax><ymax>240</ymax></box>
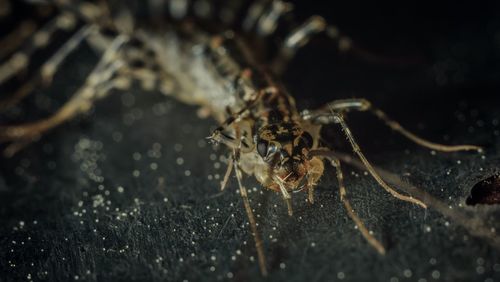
<box><xmin>0</xmin><ymin>0</ymin><xmax>483</xmax><ymax>277</ymax></box>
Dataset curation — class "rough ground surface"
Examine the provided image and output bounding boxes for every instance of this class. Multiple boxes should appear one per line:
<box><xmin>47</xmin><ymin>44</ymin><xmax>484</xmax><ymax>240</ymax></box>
<box><xmin>1</xmin><ymin>1</ymin><xmax>500</xmax><ymax>282</ymax></box>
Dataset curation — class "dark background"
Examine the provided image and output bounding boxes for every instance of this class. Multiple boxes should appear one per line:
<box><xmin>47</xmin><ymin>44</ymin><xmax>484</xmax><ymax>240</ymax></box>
<box><xmin>1</xmin><ymin>1</ymin><xmax>500</xmax><ymax>281</ymax></box>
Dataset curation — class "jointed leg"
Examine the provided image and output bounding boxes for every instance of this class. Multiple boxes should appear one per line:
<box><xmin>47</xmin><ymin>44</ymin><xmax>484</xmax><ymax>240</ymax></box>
<box><xmin>271</xmin><ymin>12</ymin><xmax>426</xmax><ymax>76</ymax></box>
<box><xmin>0</xmin><ymin>35</ymin><xmax>129</xmax><ymax>156</ymax></box>
<box><xmin>367</xmin><ymin>102</ymin><xmax>482</xmax><ymax>152</ymax></box>
<box><xmin>41</xmin><ymin>24</ymin><xmax>97</xmax><ymax>84</ymax></box>
<box><xmin>329</xmin><ymin>156</ymin><xmax>386</xmax><ymax>254</ymax></box>
<box><xmin>0</xmin><ymin>26</ymin><xmax>179</xmax><ymax>155</ymax></box>
<box><xmin>306</xmin><ymin>98</ymin><xmax>482</xmax><ymax>152</ymax></box>
<box><xmin>0</xmin><ymin>12</ymin><xmax>80</xmax><ymax>109</ymax></box>
<box><xmin>274</xmin><ymin>176</ymin><xmax>293</xmax><ymax>216</ymax></box>
<box><xmin>220</xmin><ymin>119</ymin><xmax>245</xmax><ymax>191</ymax></box>
<box><xmin>0</xmin><ymin>60</ymin><xmax>126</xmax><ymax>156</ymax></box>
<box><xmin>0</xmin><ymin>12</ymin><xmax>77</xmax><ymax>84</ymax></box>
<box><xmin>305</xmin><ymin>156</ymin><xmax>324</xmax><ymax>204</ymax></box>
<box><xmin>308</xmin><ymin>185</ymin><xmax>314</xmax><ymax>204</ymax></box>
<box><xmin>50</xmin><ymin>0</ymin><xmax>107</xmax><ymax>25</ymax></box>
<box><xmin>242</xmin><ymin>0</ymin><xmax>272</xmax><ymax>32</ymax></box>
<box><xmin>232</xmin><ymin>150</ymin><xmax>268</xmax><ymax>276</ymax></box>
<box><xmin>255</xmin><ymin>0</ymin><xmax>293</xmax><ymax>37</ymax></box>
<box><xmin>0</xmin><ymin>21</ymin><xmax>37</xmax><ymax>60</ymax></box>
<box><xmin>271</xmin><ymin>15</ymin><xmax>354</xmax><ymax>74</ymax></box>
<box><xmin>215</xmin><ymin>118</ymin><xmax>268</xmax><ymax>274</ymax></box>
<box><xmin>0</xmin><ymin>25</ymin><xmax>97</xmax><ymax>110</ymax></box>
<box><xmin>271</xmin><ymin>16</ymin><xmax>326</xmax><ymax>74</ymax></box>
<box><xmin>207</xmin><ymin>86</ymin><xmax>276</xmax><ymax>145</ymax></box>
<box><xmin>0</xmin><ymin>76</ymin><xmax>38</xmax><ymax>111</ymax></box>
<box><xmin>220</xmin><ymin>154</ymin><xmax>234</xmax><ymax>191</ymax></box>
<box><xmin>309</xmin><ymin>111</ymin><xmax>427</xmax><ymax>208</ymax></box>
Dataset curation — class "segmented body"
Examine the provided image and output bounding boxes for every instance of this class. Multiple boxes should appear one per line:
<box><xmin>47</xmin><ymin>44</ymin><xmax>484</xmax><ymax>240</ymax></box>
<box><xmin>151</xmin><ymin>26</ymin><xmax>321</xmax><ymax>192</ymax></box>
<box><xmin>0</xmin><ymin>0</ymin><xmax>482</xmax><ymax>277</ymax></box>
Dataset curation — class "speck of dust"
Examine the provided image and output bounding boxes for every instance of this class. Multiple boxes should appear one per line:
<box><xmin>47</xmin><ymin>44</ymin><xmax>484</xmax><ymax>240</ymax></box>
<box><xmin>197</xmin><ymin>139</ymin><xmax>207</xmax><ymax>148</ymax></box>
<box><xmin>133</xmin><ymin>152</ymin><xmax>142</xmax><ymax>160</ymax></box>
<box><xmin>403</xmin><ymin>269</ymin><xmax>412</xmax><ymax>278</ymax></box>
<box><xmin>476</xmin><ymin>265</ymin><xmax>485</xmax><ymax>274</ymax></box>
<box><xmin>337</xmin><ymin>271</ymin><xmax>345</xmax><ymax>279</ymax></box>
<box><xmin>174</xmin><ymin>143</ymin><xmax>183</xmax><ymax>152</ymax></box>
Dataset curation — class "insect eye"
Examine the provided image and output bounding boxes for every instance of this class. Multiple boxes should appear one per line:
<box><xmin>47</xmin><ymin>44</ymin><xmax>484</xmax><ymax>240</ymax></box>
<box><xmin>257</xmin><ymin>140</ymin><xmax>268</xmax><ymax>158</ymax></box>
<box><xmin>301</xmin><ymin>132</ymin><xmax>313</xmax><ymax>148</ymax></box>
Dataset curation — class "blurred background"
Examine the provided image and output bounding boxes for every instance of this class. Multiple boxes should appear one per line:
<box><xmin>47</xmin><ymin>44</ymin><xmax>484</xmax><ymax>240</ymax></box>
<box><xmin>0</xmin><ymin>1</ymin><xmax>499</xmax><ymax>281</ymax></box>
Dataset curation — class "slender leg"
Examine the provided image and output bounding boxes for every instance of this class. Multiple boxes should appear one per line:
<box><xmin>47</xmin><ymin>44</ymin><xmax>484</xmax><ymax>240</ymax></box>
<box><xmin>218</xmin><ymin>113</ymin><xmax>268</xmax><ymax>275</ymax></box>
<box><xmin>0</xmin><ymin>12</ymin><xmax>77</xmax><ymax>84</ymax></box>
<box><xmin>305</xmin><ymin>156</ymin><xmax>325</xmax><ymax>204</ymax></box>
<box><xmin>0</xmin><ymin>25</ymin><xmax>97</xmax><ymax>111</ymax></box>
<box><xmin>329</xmin><ymin>156</ymin><xmax>386</xmax><ymax>254</ymax></box>
<box><xmin>0</xmin><ymin>35</ymin><xmax>129</xmax><ymax>157</ymax></box>
<box><xmin>305</xmin><ymin>98</ymin><xmax>482</xmax><ymax>153</ymax></box>
<box><xmin>220</xmin><ymin>154</ymin><xmax>234</xmax><ymax>191</ymax></box>
<box><xmin>0</xmin><ymin>76</ymin><xmax>38</xmax><ymax>111</ymax></box>
<box><xmin>226</xmin><ymin>89</ymin><xmax>296</xmax><ymax>216</ymax></box>
<box><xmin>41</xmin><ymin>24</ymin><xmax>97</xmax><ymax>84</ymax></box>
<box><xmin>51</xmin><ymin>0</ymin><xmax>106</xmax><ymax>24</ymax></box>
<box><xmin>308</xmin><ymin>111</ymin><xmax>427</xmax><ymax>208</ymax></box>
<box><xmin>219</xmin><ymin>120</ymin><xmax>245</xmax><ymax>191</ymax></box>
<box><xmin>0</xmin><ymin>28</ymin><xmax>176</xmax><ymax>155</ymax></box>
<box><xmin>0</xmin><ymin>62</ymin><xmax>162</xmax><ymax>157</ymax></box>
<box><xmin>207</xmin><ymin>86</ymin><xmax>276</xmax><ymax>145</ymax></box>
<box><xmin>0</xmin><ymin>21</ymin><xmax>37</xmax><ymax>60</ymax></box>
<box><xmin>271</xmin><ymin>13</ymin><xmax>424</xmax><ymax>75</ymax></box>
<box><xmin>242</xmin><ymin>0</ymin><xmax>269</xmax><ymax>32</ymax></box>
<box><xmin>0</xmin><ymin>61</ymin><xmax>126</xmax><ymax>157</ymax></box>
<box><xmin>111</xmin><ymin>7</ymin><xmax>135</xmax><ymax>34</ymax></box>
<box><xmin>206</xmin><ymin>84</ymin><xmax>293</xmax><ymax>214</ymax></box>
<box><xmin>271</xmin><ymin>14</ymin><xmax>356</xmax><ymax>74</ymax></box>
<box><xmin>232</xmin><ymin>150</ymin><xmax>268</xmax><ymax>276</ymax></box>
<box><xmin>271</xmin><ymin>15</ymin><xmax>326</xmax><ymax>74</ymax></box>
<box><xmin>308</xmin><ymin>185</ymin><xmax>314</xmax><ymax>204</ymax></box>
<box><xmin>275</xmin><ymin>177</ymin><xmax>293</xmax><ymax>216</ymax></box>
<box><xmin>255</xmin><ymin>0</ymin><xmax>293</xmax><ymax>37</ymax></box>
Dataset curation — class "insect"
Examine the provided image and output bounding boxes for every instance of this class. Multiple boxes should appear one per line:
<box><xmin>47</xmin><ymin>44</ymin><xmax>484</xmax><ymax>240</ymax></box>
<box><xmin>0</xmin><ymin>0</ymin><xmax>482</xmax><ymax>276</ymax></box>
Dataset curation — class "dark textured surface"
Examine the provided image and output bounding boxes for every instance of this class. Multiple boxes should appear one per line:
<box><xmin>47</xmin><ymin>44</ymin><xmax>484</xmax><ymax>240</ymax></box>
<box><xmin>1</xmin><ymin>1</ymin><xmax>500</xmax><ymax>282</ymax></box>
